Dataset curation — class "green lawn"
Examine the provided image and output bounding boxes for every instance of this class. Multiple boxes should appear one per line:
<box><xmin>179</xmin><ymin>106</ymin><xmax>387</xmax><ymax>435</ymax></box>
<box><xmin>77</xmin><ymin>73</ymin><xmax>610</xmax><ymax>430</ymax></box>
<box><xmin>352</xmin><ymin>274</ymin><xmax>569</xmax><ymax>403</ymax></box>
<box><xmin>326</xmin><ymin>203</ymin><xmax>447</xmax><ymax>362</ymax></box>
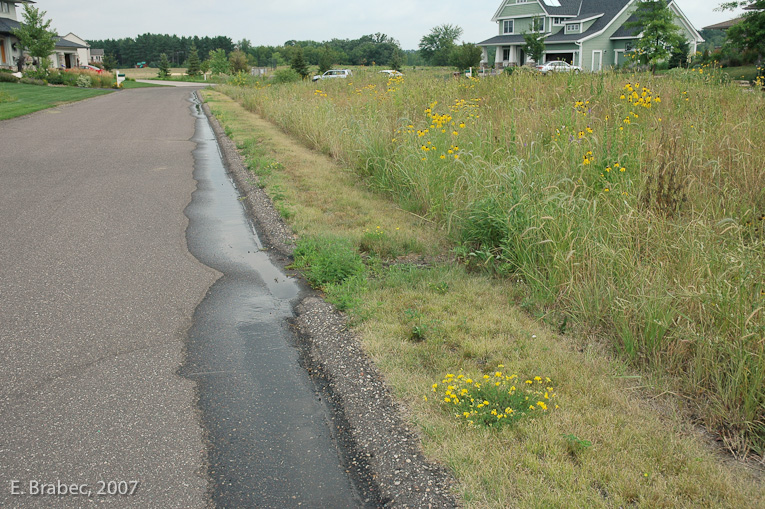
<box><xmin>721</xmin><ymin>65</ymin><xmax>761</xmax><ymax>82</ymax></box>
<box><xmin>0</xmin><ymin>82</ymin><xmax>114</xmax><ymax>120</ymax></box>
<box><xmin>120</xmin><ymin>79</ymin><xmax>169</xmax><ymax>89</ymax></box>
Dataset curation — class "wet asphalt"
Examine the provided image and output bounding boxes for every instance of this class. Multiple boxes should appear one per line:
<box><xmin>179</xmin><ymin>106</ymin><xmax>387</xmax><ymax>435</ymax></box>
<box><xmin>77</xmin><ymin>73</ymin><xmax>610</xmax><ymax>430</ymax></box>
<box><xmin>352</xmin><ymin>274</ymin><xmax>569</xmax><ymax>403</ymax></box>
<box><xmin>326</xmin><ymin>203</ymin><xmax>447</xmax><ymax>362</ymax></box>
<box><xmin>182</xmin><ymin>96</ymin><xmax>363</xmax><ymax>507</ymax></box>
<box><xmin>0</xmin><ymin>85</ymin><xmax>362</xmax><ymax>507</ymax></box>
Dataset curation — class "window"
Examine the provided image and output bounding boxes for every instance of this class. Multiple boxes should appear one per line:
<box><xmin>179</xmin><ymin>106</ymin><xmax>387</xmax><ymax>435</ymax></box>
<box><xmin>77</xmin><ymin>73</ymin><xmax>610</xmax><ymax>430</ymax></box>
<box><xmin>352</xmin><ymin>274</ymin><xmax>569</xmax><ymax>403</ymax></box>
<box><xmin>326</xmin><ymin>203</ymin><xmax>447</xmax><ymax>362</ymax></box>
<box><xmin>565</xmin><ymin>23</ymin><xmax>580</xmax><ymax>33</ymax></box>
<box><xmin>503</xmin><ymin>48</ymin><xmax>511</xmax><ymax>61</ymax></box>
<box><xmin>1</xmin><ymin>2</ymin><xmax>10</xmax><ymax>14</ymax></box>
<box><xmin>503</xmin><ymin>20</ymin><xmax>514</xmax><ymax>34</ymax></box>
<box><xmin>624</xmin><ymin>42</ymin><xmax>633</xmax><ymax>52</ymax></box>
<box><xmin>533</xmin><ymin>17</ymin><xmax>545</xmax><ymax>32</ymax></box>
<box><xmin>552</xmin><ymin>17</ymin><xmax>565</xmax><ymax>26</ymax></box>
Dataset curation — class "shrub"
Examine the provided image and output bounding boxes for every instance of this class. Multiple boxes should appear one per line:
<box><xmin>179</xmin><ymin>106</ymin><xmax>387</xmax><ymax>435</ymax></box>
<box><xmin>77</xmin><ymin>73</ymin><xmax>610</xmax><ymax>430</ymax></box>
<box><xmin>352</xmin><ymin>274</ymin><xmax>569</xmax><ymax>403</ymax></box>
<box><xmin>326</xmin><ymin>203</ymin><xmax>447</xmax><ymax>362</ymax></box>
<box><xmin>272</xmin><ymin>68</ymin><xmax>301</xmax><ymax>84</ymax></box>
<box><xmin>76</xmin><ymin>74</ymin><xmax>92</xmax><ymax>88</ymax></box>
<box><xmin>19</xmin><ymin>77</ymin><xmax>46</xmax><ymax>86</ymax></box>
<box><xmin>0</xmin><ymin>72</ymin><xmax>19</xmax><ymax>83</ymax></box>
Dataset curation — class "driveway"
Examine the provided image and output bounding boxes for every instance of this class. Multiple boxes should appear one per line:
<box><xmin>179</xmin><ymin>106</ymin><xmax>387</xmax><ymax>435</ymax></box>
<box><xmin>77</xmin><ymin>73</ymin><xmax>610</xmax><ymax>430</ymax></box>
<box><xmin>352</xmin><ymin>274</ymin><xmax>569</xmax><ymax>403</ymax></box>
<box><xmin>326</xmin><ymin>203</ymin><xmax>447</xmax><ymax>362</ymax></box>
<box><xmin>0</xmin><ymin>86</ymin><xmax>217</xmax><ymax>507</ymax></box>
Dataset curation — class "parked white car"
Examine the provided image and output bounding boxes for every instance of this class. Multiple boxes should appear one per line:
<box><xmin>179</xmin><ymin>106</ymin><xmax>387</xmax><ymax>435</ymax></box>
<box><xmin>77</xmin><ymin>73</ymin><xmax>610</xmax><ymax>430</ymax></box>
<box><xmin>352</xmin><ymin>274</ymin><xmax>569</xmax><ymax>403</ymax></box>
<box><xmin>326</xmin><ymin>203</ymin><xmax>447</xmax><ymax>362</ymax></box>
<box><xmin>312</xmin><ymin>69</ymin><xmax>353</xmax><ymax>82</ymax></box>
<box><xmin>536</xmin><ymin>61</ymin><xmax>581</xmax><ymax>75</ymax></box>
<box><xmin>378</xmin><ymin>69</ymin><xmax>403</xmax><ymax>77</ymax></box>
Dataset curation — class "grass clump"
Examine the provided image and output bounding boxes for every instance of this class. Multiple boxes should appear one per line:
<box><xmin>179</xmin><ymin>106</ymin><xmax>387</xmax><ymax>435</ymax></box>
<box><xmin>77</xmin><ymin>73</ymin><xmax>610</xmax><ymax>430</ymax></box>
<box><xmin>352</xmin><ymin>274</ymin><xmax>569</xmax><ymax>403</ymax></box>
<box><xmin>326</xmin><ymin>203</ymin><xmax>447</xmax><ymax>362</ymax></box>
<box><xmin>292</xmin><ymin>235</ymin><xmax>365</xmax><ymax>288</ymax></box>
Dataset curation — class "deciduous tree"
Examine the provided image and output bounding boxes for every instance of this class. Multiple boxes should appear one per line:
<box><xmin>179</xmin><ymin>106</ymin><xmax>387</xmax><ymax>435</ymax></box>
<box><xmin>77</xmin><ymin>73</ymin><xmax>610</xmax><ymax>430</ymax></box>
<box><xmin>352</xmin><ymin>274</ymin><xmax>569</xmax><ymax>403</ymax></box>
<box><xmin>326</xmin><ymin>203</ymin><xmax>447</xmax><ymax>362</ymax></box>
<box><xmin>626</xmin><ymin>0</ymin><xmax>685</xmax><ymax>73</ymax></box>
<box><xmin>450</xmin><ymin>43</ymin><xmax>482</xmax><ymax>70</ymax></box>
<box><xmin>12</xmin><ymin>4</ymin><xmax>56</xmax><ymax>70</ymax></box>
<box><xmin>208</xmin><ymin>48</ymin><xmax>229</xmax><ymax>75</ymax></box>
<box><xmin>419</xmin><ymin>24</ymin><xmax>463</xmax><ymax>66</ymax></box>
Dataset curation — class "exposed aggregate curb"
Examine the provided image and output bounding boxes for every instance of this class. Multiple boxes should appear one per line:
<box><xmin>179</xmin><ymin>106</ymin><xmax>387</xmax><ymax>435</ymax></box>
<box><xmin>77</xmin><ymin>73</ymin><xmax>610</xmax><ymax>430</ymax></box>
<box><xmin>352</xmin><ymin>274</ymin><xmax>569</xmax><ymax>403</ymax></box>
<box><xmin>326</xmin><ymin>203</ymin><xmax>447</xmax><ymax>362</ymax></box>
<box><xmin>199</xmin><ymin>94</ymin><xmax>459</xmax><ymax>507</ymax></box>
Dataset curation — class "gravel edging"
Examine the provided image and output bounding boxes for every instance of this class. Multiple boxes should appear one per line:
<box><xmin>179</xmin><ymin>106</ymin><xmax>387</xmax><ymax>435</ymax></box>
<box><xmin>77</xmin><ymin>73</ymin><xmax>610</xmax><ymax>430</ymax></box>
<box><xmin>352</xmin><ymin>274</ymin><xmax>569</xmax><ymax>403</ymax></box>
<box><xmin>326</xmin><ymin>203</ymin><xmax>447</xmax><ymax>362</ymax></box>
<box><xmin>199</xmin><ymin>94</ymin><xmax>459</xmax><ymax>507</ymax></box>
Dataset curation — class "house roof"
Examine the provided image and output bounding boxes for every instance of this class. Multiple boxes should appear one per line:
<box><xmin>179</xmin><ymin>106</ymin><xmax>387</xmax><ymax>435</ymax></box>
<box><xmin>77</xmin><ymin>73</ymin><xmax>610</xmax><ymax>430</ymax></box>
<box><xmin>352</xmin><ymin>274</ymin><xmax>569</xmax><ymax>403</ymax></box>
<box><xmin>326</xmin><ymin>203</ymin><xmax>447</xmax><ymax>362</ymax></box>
<box><xmin>610</xmin><ymin>13</ymin><xmax>640</xmax><ymax>38</ymax></box>
<box><xmin>91</xmin><ymin>48</ymin><xmax>104</xmax><ymax>56</ymax></box>
<box><xmin>545</xmin><ymin>0</ymin><xmax>632</xmax><ymax>43</ymax></box>
<box><xmin>478</xmin><ymin>34</ymin><xmax>529</xmax><ymax>46</ymax></box>
<box><xmin>702</xmin><ymin>17</ymin><xmax>743</xmax><ymax>30</ymax></box>
<box><xmin>54</xmin><ymin>37</ymin><xmax>88</xmax><ymax>49</ymax></box>
<box><xmin>0</xmin><ymin>17</ymin><xmax>21</xmax><ymax>35</ymax></box>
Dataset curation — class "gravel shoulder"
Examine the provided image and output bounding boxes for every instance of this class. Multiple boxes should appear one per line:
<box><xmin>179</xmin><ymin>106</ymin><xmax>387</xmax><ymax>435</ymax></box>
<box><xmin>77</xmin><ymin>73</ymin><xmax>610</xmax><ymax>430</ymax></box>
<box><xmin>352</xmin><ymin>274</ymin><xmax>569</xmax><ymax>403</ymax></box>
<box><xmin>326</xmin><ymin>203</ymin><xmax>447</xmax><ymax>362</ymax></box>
<box><xmin>200</xmin><ymin>95</ymin><xmax>459</xmax><ymax>507</ymax></box>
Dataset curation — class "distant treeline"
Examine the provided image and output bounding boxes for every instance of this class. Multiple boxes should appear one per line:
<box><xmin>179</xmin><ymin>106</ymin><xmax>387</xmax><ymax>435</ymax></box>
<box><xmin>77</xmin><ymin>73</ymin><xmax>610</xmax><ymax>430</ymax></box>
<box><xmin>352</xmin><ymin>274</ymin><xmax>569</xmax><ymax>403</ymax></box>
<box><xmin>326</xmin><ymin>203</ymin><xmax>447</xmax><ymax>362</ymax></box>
<box><xmin>87</xmin><ymin>33</ymin><xmax>425</xmax><ymax>68</ymax></box>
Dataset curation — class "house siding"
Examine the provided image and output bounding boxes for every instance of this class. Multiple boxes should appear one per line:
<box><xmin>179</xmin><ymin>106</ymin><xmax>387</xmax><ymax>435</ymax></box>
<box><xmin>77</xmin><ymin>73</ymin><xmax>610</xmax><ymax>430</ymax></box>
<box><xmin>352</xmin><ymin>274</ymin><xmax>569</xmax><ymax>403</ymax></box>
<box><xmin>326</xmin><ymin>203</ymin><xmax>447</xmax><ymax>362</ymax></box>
<box><xmin>498</xmin><ymin>3</ymin><xmax>545</xmax><ymax>19</ymax></box>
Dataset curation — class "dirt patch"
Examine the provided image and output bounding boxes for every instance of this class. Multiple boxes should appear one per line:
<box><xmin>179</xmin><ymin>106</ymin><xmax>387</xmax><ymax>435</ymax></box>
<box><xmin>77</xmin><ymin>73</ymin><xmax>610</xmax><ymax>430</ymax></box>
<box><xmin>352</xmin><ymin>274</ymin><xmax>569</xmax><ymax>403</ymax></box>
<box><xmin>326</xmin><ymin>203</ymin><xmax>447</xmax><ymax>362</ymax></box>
<box><xmin>199</xmin><ymin>94</ymin><xmax>459</xmax><ymax>507</ymax></box>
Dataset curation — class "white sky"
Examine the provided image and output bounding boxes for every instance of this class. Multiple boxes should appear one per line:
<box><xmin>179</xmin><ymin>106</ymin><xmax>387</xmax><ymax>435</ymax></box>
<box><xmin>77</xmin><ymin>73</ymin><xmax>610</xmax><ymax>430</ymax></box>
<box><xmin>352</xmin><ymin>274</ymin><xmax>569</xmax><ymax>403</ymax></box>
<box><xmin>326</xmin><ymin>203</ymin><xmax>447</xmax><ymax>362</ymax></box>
<box><xmin>37</xmin><ymin>0</ymin><xmax>747</xmax><ymax>50</ymax></box>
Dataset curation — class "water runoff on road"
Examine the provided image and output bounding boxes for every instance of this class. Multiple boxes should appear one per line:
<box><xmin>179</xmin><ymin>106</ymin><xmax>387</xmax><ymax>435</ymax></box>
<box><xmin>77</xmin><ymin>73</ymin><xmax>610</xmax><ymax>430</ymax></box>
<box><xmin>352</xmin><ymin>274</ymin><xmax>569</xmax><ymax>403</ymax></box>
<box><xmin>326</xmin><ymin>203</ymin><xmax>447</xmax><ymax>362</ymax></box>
<box><xmin>181</xmin><ymin>94</ymin><xmax>369</xmax><ymax>507</ymax></box>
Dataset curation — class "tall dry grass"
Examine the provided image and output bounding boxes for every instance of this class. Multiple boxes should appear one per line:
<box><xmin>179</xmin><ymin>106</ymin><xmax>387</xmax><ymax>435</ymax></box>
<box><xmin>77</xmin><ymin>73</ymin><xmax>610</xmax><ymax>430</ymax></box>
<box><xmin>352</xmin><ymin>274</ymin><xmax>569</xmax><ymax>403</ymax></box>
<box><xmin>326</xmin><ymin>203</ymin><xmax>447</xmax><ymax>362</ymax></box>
<box><xmin>219</xmin><ymin>67</ymin><xmax>765</xmax><ymax>456</ymax></box>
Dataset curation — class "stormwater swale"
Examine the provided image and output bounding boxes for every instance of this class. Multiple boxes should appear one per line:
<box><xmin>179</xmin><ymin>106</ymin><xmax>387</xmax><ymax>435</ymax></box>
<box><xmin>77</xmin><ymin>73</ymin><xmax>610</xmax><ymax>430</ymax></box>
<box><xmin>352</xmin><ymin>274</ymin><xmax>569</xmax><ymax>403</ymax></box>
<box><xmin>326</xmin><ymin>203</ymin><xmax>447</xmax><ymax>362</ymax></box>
<box><xmin>181</xmin><ymin>95</ymin><xmax>369</xmax><ymax>507</ymax></box>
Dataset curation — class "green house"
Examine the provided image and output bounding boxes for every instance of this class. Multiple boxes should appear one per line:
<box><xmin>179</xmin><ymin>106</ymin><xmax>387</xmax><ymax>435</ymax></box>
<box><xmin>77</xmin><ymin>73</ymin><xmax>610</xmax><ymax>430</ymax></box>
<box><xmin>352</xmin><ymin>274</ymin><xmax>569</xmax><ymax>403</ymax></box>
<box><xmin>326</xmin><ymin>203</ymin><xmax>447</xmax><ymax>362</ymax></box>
<box><xmin>478</xmin><ymin>0</ymin><xmax>703</xmax><ymax>71</ymax></box>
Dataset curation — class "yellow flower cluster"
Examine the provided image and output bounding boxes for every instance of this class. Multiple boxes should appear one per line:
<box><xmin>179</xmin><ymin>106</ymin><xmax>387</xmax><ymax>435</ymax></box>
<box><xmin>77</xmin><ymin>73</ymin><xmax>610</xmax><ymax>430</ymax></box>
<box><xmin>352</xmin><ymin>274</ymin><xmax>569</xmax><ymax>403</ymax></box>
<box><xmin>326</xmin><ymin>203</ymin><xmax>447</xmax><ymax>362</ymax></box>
<box><xmin>620</xmin><ymin>82</ymin><xmax>660</xmax><ymax>109</ymax></box>
<box><xmin>386</xmin><ymin>74</ymin><xmax>404</xmax><ymax>93</ymax></box>
<box><xmin>428</xmin><ymin>367</ymin><xmax>558</xmax><ymax>428</ymax></box>
<box><xmin>574</xmin><ymin>100</ymin><xmax>590</xmax><ymax>116</ymax></box>
<box><xmin>396</xmin><ymin>98</ymin><xmax>481</xmax><ymax>162</ymax></box>
<box><xmin>314</xmin><ymin>89</ymin><xmax>328</xmax><ymax>98</ymax></box>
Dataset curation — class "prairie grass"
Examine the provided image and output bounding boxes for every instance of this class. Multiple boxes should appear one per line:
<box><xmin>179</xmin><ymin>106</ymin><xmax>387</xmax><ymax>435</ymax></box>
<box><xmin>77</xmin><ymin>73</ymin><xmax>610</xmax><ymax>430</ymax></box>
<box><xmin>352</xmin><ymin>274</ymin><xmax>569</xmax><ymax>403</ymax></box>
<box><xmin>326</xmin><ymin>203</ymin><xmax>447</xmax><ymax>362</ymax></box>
<box><xmin>215</xmin><ymin>69</ymin><xmax>765</xmax><ymax>457</ymax></box>
<box><xmin>201</xmin><ymin>83</ymin><xmax>764</xmax><ymax>506</ymax></box>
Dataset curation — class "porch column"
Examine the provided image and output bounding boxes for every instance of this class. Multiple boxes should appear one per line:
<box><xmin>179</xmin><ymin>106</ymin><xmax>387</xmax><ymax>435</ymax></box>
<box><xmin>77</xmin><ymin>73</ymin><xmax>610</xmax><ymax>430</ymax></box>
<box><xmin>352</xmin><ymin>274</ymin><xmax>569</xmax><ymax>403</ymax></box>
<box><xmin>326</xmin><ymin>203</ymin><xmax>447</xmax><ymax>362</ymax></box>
<box><xmin>481</xmin><ymin>46</ymin><xmax>488</xmax><ymax>66</ymax></box>
<box><xmin>495</xmin><ymin>46</ymin><xmax>503</xmax><ymax>66</ymax></box>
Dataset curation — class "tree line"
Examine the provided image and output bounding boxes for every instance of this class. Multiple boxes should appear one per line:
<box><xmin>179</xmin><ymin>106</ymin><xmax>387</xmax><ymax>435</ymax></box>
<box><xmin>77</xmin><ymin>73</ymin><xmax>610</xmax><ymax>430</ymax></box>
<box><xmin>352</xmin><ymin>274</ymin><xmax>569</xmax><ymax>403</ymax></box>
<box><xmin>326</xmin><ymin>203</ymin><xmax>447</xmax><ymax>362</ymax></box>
<box><xmin>86</xmin><ymin>32</ymin><xmax>428</xmax><ymax>69</ymax></box>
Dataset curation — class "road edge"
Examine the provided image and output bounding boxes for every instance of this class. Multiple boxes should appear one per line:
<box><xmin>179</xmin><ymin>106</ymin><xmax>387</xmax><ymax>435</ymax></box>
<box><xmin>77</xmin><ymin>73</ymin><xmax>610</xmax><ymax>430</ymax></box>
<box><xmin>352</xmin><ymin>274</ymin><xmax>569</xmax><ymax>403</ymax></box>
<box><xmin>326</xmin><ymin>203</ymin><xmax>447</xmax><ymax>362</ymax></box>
<box><xmin>198</xmin><ymin>92</ymin><xmax>459</xmax><ymax>507</ymax></box>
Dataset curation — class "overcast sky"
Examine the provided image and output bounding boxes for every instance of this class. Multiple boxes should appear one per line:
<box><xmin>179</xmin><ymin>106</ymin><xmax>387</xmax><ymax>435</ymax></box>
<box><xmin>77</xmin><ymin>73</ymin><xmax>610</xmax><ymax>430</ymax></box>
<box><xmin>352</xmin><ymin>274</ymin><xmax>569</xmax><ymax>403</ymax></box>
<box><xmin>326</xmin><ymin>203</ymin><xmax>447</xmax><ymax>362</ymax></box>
<box><xmin>38</xmin><ymin>0</ymin><xmax>746</xmax><ymax>50</ymax></box>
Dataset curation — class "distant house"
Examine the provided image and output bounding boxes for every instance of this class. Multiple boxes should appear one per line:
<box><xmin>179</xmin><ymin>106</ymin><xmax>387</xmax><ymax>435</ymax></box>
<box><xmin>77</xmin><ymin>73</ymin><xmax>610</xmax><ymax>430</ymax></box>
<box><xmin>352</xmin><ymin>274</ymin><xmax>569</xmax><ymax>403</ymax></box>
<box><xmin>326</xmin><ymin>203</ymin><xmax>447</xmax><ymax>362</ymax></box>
<box><xmin>90</xmin><ymin>48</ymin><xmax>104</xmax><ymax>64</ymax></box>
<box><xmin>0</xmin><ymin>0</ymin><xmax>31</xmax><ymax>70</ymax></box>
<box><xmin>478</xmin><ymin>0</ymin><xmax>703</xmax><ymax>72</ymax></box>
<box><xmin>51</xmin><ymin>32</ymin><xmax>91</xmax><ymax>69</ymax></box>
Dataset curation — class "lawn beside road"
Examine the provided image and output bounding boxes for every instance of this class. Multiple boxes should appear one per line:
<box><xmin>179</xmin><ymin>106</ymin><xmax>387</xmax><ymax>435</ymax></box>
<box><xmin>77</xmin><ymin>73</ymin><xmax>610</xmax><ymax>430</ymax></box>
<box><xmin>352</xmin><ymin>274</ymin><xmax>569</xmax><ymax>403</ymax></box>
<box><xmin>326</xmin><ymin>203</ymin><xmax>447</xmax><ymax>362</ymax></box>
<box><xmin>0</xmin><ymin>82</ymin><xmax>113</xmax><ymax>120</ymax></box>
<box><xmin>201</xmin><ymin>88</ymin><xmax>764</xmax><ymax>508</ymax></box>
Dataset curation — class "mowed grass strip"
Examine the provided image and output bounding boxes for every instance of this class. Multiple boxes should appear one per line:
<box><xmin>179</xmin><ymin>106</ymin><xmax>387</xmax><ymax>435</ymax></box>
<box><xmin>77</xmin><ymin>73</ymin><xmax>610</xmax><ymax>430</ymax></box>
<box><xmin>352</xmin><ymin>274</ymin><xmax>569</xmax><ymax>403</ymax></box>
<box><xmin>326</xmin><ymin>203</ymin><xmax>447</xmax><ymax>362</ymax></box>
<box><xmin>0</xmin><ymin>82</ymin><xmax>113</xmax><ymax>120</ymax></box>
<box><xmin>201</xmin><ymin>89</ymin><xmax>764</xmax><ymax>508</ymax></box>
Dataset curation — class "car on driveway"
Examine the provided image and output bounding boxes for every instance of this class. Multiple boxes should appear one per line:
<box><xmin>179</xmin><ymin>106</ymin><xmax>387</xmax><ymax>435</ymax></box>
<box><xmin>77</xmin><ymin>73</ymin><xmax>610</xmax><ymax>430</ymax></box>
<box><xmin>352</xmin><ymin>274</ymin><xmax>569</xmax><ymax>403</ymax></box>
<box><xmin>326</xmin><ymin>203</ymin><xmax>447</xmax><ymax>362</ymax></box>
<box><xmin>379</xmin><ymin>69</ymin><xmax>403</xmax><ymax>77</ymax></box>
<box><xmin>536</xmin><ymin>61</ymin><xmax>581</xmax><ymax>75</ymax></box>
<box><xmin>79</xmin><ymin>64</ymin><xmax>103</xmax><ymax>74</ymax></box>
<box><xmin>312</xmin><ymin>69</ymin><xmax>353</xmax><ymax>82</ymax></box>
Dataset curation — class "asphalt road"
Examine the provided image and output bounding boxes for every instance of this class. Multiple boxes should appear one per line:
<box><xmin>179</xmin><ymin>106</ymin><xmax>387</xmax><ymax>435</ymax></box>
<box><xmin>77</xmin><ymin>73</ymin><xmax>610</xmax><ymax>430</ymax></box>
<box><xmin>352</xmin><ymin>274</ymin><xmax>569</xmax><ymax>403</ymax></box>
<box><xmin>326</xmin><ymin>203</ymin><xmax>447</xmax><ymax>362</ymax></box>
<box><xmin>0</xmin><ymin>86</ymin><xmax>218</xmax><ymax>507</ymax></box>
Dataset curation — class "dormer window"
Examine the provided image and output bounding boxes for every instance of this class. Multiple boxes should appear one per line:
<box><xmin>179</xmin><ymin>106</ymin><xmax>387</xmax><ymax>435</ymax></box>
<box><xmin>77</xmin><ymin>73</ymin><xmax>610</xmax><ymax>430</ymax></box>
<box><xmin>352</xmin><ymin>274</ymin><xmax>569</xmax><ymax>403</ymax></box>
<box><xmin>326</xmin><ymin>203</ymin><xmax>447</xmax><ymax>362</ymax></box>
<box><xmin>565</xmin><ymin>23</ymin><xmax>581</xmax><ymax>34</ymax></box>
<box><xmin>1</xmin><ymin>2</ymin><xmax>11</xmax><ymax>14</ymax></box>
<box><xmin>552</xmin><ymin>17</ymin><xmax>565</xmax><ymax>26</ymax></box>
<box><xmin>503</xmin><ymin>20</ymin><xmax>514</xmax><ymax>34</ymax></box>
<box><xmin>533</xmin><ymin>17</ymin><xmax>545</xmax><ymax>32</ymax></box>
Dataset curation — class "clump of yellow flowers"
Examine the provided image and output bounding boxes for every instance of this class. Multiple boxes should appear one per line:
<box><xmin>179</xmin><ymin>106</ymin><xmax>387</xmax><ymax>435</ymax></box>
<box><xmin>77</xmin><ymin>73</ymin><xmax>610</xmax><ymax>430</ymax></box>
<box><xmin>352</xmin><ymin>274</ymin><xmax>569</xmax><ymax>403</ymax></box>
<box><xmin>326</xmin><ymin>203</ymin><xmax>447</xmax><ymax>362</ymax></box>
<box><xmin>428</xmin><ymin>366</ymin><xmax>558</xmax><ymax>428</ymax></box>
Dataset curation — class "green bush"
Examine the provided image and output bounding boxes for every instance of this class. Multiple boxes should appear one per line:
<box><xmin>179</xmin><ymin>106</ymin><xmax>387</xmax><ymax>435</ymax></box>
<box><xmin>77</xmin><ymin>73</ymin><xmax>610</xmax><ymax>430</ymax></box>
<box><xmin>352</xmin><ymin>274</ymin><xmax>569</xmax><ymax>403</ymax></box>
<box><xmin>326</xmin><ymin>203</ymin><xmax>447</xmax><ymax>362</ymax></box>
<box><xmin>272</xmin><ymin>68</ymin><xmax>301</xmax><ymax>84</ymax></box>
<box><xmin>0</xmin><ymin>72</ymin><xmax>19</xmax><ymax>83</ymax></box>
<box><xmin>76</xmin><ymin>74</ymin><xmax>92</xmax><ymax>88</ymax></box>
<box><xmin>19</xmin><ymin>77</ymin><xmax>46</xmax><ymax>86</ymax></box>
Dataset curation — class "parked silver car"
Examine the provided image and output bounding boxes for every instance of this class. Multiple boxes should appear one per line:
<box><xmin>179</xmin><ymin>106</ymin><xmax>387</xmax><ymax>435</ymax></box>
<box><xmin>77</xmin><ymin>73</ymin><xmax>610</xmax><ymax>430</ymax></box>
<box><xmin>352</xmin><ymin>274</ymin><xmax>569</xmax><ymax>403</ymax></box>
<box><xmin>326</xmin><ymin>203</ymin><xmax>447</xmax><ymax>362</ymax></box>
<box><xmin>536</xmin><ymin>61</ymin><xmax>581</xmax><ymax>75</ymax></box>
<box><xmin>312</xmin><ymin>69</ymin><xmax>353</xmax><ymax>82</ymax></box>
